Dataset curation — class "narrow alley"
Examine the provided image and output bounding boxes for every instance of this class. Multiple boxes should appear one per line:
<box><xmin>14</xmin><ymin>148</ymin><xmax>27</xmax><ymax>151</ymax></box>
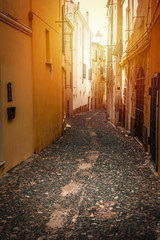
<box><xmin>0</xmin><ymin>109</ymin><xmax>160</xmax><ymax>240</ymax></box>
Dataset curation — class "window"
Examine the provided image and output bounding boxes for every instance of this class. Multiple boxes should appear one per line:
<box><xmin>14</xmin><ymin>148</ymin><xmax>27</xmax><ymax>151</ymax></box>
<box><xmin>100</xmin><ymin>66</ymin><xmax>103</xmax><ymax>75</ymax></box>
<box><xmin>95</xmin><ymin>50</ymin><xmax>97</xmax><ymax>61</ymax></box>
<box><xmin>95</xmin><ymin>84</ymin><xmax>97</xmax><ymax>95</ymax></box>
<box><xmin>88</xmin><ymin>68</ymin><xmax>92</xmax><ymax>80</ymax></box>
<box><xmin>132</xmin><ymin>0</ymin><xmax>134</xmax><ymax>20</ymax></box>
<box><xmin>65</xmin><ymin>76</ymin><xmax>67</xmax><ymax>89</ymax></box>
<box><xmin>70</xmin><ymin>72</ymin><xmax>72</xmax><ymax>89</ymax></box>
<box><xmin>83</xmin><ymin>64</ymin><xmax>86</xmax><ymax>79</ymax></box>
<box><xmin>45</xmin><ymin>29</ymin><xmax>50</xmax><ymax>62</ymax></box>
<box><xmin>100</xmin><ymin>50</ymin><xmax>103</xmax><ymax>60</ymax></box>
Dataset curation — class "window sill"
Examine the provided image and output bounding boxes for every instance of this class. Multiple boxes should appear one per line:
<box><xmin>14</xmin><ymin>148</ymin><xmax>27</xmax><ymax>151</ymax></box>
<box><xmin>46</xmin><ymin>62</ymin><xmax>53</xmax><ymax>66</ymax></box>
<box><xmin>0</xmin><ymin>161</ymin><xmax>6</xmax><ymax>167</ymax></box>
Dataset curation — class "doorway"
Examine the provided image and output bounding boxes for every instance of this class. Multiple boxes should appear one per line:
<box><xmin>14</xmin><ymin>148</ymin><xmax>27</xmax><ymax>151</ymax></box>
<box><xmin>150</xmin><ymin>73</ymin><xmax>160</xmax><ymax>171</ymax></box>
<box><xmin>123</xmin><ymin>80</ymin><xmax>126</xmax><ymax>128</ymax></box>
<box><xmin>95</xmin><ymin>98</ymin><xmax>97</xmax><ymax>108</ymax></box>
<box><xmin>0</xmin><ymin>67</ymin><xmax>3</xmax><ymax>164</ymax></box>
<box><xmin>135</xmin><ymin>67</ymin><xmax>145</xmax><ymax>142</ymax></box>
<box><xmin>88</xmin><ymin>97</ymin><xmax>90</xmax><ymax>110</ymax></box>
<box><xmin>66</xmin><ymin>100</ymin><xmax>70</xmax><ymax>118</ymax></box>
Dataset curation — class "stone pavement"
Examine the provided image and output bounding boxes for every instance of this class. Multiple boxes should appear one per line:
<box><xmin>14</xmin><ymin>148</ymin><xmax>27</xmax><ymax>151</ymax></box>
<box><xmin>0</xmin><ymin>109</ymin><xmax>160</xmax><ymax>240</ymax></box>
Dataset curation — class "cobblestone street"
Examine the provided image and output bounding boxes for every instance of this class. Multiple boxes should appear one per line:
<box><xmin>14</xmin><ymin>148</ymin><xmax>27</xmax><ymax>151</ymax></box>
<box><xmin>0</xmin><ymin>109</ymin><xmax>160</xmax><ymax>240</ymax></box>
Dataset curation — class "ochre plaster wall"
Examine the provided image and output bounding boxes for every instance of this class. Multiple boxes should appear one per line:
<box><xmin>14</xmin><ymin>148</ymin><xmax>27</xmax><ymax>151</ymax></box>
<box><xmin>0</xmin><ymin>0</ymin><xmax>31</xmax><ymax>27</ymax></box>
<box><xmin>31</xmin><ymin>0</ymin><xmax>63</xmax><ymax>152</ymax></box>
<box><xmin>150</xmin><ymin>15</ymin><xmax>160</xmax><ymax>174</ymax></box>
<box><xmin>65</xmin><ymin>19</ymin><xmax>73</xmax><ymax>117</ymax></box>
<box><xmin>0</xmin><ymin>22</ymin><xmax>34</xmax><ymax>175</ymax></box>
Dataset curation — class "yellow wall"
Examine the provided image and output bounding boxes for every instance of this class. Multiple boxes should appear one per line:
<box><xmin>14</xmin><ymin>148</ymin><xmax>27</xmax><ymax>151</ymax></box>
<box><xmin>92</xmin><ymin>43</ymin><xmax>106</xmax><ymax>109</ymax></box>
<box><xmin>0</xmin><ymin>21</ymin><xmax>34</xmax><ymax>175</ymax></box>
<box><xmin>0</xmin><ymin>0</ymin><xmax>64</xmax><ymax>175</ymax></box>
<box><xmin>65</xmin><ymin>17</ymin><xmax>73</xmax><ymax>117</ymax></box>
<box><xmin>150</xmin><ymin>17</ymin><xmax>160</xmax><ymax>74</ymax></box>
<box><xmin>94</xmin><ymin>75</ymin><xmax>105</xmax><ymax>109</ymax></box>
<box><xmin>121</xmin><ymin>0</ymin><xmax>150</xmax><ymax>148</ymax></box>
<box><xmin>31</xmin><ymin>0</ymin><xmax>61</xmax><ymax>29</ymax></box>
<box><xmin>0</xmin><ymin>0</ymin><xmax>31</xmax><ymax>26</ymax></box>
<box><xmin>31</xmin><ymin>0</ymin><xmax>63</xmax><ymax>152</ymax></box>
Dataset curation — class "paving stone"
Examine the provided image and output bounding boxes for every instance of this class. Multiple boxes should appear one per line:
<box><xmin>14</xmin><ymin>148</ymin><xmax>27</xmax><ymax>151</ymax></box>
<box><xmin>0</xmin><ymin>109</ymin><xmax>160</xmax><ymax>240</ymax></box>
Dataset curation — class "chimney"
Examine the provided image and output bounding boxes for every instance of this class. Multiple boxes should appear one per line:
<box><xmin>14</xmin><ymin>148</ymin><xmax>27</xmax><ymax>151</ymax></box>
<box><xmin>77</xmin><ymin>2</ymin><xmax>80</xmax><ymax>9</ymax></box>
<box><xmin>86</xmin><ymin>11</ymin><xmax>89</xmax><ymax>25</ymax></box>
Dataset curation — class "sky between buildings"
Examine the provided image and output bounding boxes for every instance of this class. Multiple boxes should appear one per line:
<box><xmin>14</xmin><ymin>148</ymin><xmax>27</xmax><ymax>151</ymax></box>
<box><xmin>73</xmin><ymin>0</ymin><xmax>108</xmax><ymax>45</ymax></box>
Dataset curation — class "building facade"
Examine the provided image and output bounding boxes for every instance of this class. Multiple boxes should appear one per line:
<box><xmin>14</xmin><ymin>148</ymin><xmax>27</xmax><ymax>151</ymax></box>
<box><xmin>30</xmin><ymin>0</ymin><xmax>64</xmax><ymax>153</ymax></box>
<box><xmin>65</xmin><ymin>1</ymin><xmax>92</xmax><ymax>114</ymax></box>
<box><xmin>106</xmin><ymin>0</ymin><xmax>122</xmax><ymax>125</ymax></box>
<box><xmin>120</xmin><ymin>0</ymin><xmax>150</xmax><ymax>151</ymax></box>
<box><xmin>0</xmin><ymin>0</ymin><xmax>64</xmax><ymax>176</ymax></box>
<box><xmin>107</xmin><ymin>0</ymin><xmax>160</xmax><ymax>173</ymax></box>
<box><xmin>64</xmin><ymin>15</ymin><xmax>74</xmax><ymax>118</ymax></box>
<box><xmin>149</xmin><ymin>0</ymin><xmax>160</xmax><ymax>173</ymax></box>
<box><xmin>0</xmin><ymin>0</ymin><xmax>34</xmax><ymax>175</ymax></box>
<box><xmin>92</xmin><ymin>42</ymin><xmax>106</xmax><ymax>109</ymax></box>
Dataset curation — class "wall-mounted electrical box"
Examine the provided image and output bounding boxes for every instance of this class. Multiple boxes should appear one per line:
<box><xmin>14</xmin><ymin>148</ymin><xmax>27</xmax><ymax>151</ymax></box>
<box><xmin>7</xmin><ymin>107</ymin><xmax>16</xmax><ymax>120</ymax></box>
